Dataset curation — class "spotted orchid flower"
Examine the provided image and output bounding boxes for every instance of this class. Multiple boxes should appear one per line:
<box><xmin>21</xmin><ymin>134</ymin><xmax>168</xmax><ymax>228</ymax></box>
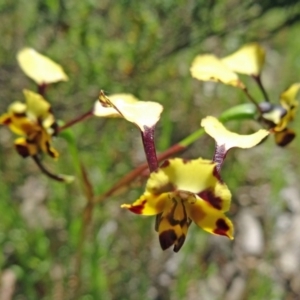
<box><xmin>259</xmin><ymin>83</ymin><xmax>300</xmax><ymax>146</ymax></box>
<box><xmin>122</xmin><ymin>158</ymin><xmax>233</xmax><ymax>252</ymax></box>
<box><xmin>0</xmin><ymin>89</ymin><xmax>58</xmax><ymax>158</ymax></box>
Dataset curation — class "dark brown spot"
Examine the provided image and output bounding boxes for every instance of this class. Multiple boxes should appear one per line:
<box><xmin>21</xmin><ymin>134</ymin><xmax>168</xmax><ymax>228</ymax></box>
<box><xmin>1</xmin><ymin>117</ymin><xmax>12</xmax><ymax>125</ymax></box>
<box><xmin>152</xmin><ymin>182</ymin><xmax>174</xmax><ymax>195</ymax></box>
<box><xmin>167</xmin><ymin>199</ymin><xmax>187</xmax><ymax>227</ymax></box>
<box><xmin>160</xmin><ymin>160</ymin><xmax>170</xmax><ymax>168</ymax></box>
<box><xmin>275</xmin><ymin>130</ymin><xmax>295</xmax><ymax>147</ymax></box>
<box><xmin>154</xmin><ymin>213</ymin><xmax>162</xmax><ymax>232</ymax></box>
<box><xmin>212</xmin><ymin>165</ymin><xmax>223</xmax><ymax>182</ymax></box>
<box><xmin>182</xmin><ymin>158</ymin><xmax>190</xmax><ymax>164</ymax></box>
<box><xmin>198</xmin><ymin>189</ymin><xmax>222</xmax><ymax>210</ymax></box>
<box><xmin>173</xmin><ymin>234</ymin><xmax>186</xmax><ymax>252</ymax></box>
<box><xmin>128</xmin><ymin>199</ymin><xmax>146</xmax><ymax>214</ymax></box>
<box><xmin>159</xmin><ymin>229</ymin><xmax>177</xmax><ymax>251</ymax></box>
<box><xmin>15</xmin><ymin>144</ymin><xmax>30</xmax><ymax>158</ymax></box>
<box><xmin>13</xmin><ymin>112</ymin><xmax>26</xmax><ymax>118</ymax></box>
<box><xmin>213</xmin><ymin>218</ymin><xmax>230</xmax><ymax>236</ymax></box>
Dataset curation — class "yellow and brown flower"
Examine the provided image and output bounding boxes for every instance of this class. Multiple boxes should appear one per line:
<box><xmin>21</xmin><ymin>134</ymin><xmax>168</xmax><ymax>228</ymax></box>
<box><xmin>259</xmin><ymin>83</ymin><xmax>300</xmax><ymax>146</ymax></box>
<box><xmin>0</xmin><ymin>89</ymin><xmax>58</xmax><ymax>158</ymax></box>
<box><xmin>122</xmin><ymin>158</ymin><xmax>233</xmax><ymax>252</ymax></box>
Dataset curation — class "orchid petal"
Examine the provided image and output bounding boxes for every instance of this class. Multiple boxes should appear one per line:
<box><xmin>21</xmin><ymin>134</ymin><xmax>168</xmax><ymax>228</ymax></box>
<box><xmin>201</xmin><ymin>116</ymin><xmax>269</xmax><ymax>151</ymax></box>
<box><xmin>157</xmin><ymin>198</ymin><xmax>191</xmax><ymax>252</ymax></box>
<box><xmin>121</xmin><ymin>192</ymin><xmax>167</xmax><ymax>215</ymax></box>
<box><xmin>221</xmin><ymin>43</ymin><xmax>265</xmax><ymax>76</ymax></box>
<box><xmin>280</xmin><ymin>83</ymin><xmax>300</xmax><ymax>122</ymax></box>
<box><xmin>187</xmin><ymin>198</ymin><xmax>234</xmax><ymax>239</ymax></box>
<box><xmin>190</xmin><ymin>54</ymin><xmax>245</xmax><ymax>88</ymax></box>
<box><xmin>17</xmin><ymin>48</ymin><xmax>68</xmax><ymax>85</ymax></box>
<box><xmin>94</xmin><ymin>91</ymin><xmax>163</xmax><ymax>132</ymax></box>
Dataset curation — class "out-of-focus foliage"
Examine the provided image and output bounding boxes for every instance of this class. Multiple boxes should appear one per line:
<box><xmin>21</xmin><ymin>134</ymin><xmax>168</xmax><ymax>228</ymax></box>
<box><xmin>1</xmin><ymin>0</ymin><xmax>300</xmax><ymax>299</ymax></box>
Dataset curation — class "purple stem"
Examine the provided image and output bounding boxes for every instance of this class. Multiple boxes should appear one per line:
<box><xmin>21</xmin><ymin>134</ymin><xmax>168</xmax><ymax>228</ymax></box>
<box><xmin>57</xmin><ymin>109</ymin><xmax>94</xmax><ymax>133</ymax></box>
<box><xmin>141</xmin><ymin>126</ymin><xmax>159</xmax><ymax>172</ymax></box>
<box><xmin>213</xmin><ymin>144</ymin><xmax>227</xmax><ymax>177</ymax></box>
<box><xmin>38</xmin><ymin>83</ymin><xmax>48</xmax><ymax>97</ymax></box>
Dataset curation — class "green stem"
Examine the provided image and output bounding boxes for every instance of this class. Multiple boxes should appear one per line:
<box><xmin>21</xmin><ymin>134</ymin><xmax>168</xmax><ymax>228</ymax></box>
<box><xmin>252</xmin><ymin>75</ymin><xmax>270</xmax><ymax>102</ymax></box>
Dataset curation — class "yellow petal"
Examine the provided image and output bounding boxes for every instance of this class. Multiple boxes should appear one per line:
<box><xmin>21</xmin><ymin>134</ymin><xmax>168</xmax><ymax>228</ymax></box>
<box><xmin>23</xmin><ymin>90</ymin><xmax>51</xmax><ymax>119</ymax></box>
<box><xmin>4</xmin><ymin>102</ymin><xmax>38</xmax><ymax>136</ymax></box>
<box><xmin>94</xmin><ymin>91</ymin><xmax>163</xmax><ymax>131</ymax></box>
<box><xmin>17</xmin><ymin>48</ymin><xmax>68</xmax><ymax>85</ymax></box>
<box><xmin>221</xmin><ymin>43</ymin><xmax>265</xmax><ymax>76</ymax></box>
<box><xmin>38</xmin><ymin>130</ymin><xmax>59</xmax><ymax>158</ymax></box>
<box><xmin>187</xmin><ymin>198</ymin><xmax>234</xmax><ymax>239</ymax></box>
<box><xmin>280</xmin><ymin>83</ymin><xmax>300</xmax><ymax>119</ymax></box>
<box><xmin>201</xmin><ymin>116</ymin><xmax>269</xmax><ymax>150</ymax></box>
<box><xmin>190</xmin><ymin>54</ymin><xmax>245</xmax><ymax>88</ymax></box>
<box><xmin>148</xmin><ymin>158</ymin><xmax>231</xmax><ymax>212</ymax></box>
<box><xmin>121</xmin><ymin>192</ymin><xmax>167</xmax><ymax>215</ymax></box>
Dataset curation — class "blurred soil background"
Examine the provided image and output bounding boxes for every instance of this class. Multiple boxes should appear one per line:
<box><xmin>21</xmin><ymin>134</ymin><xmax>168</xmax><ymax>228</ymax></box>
<box><xmin>1</xmin><ymin>1</ymin><xmax>300</xmax><ymax>299</ymax></box>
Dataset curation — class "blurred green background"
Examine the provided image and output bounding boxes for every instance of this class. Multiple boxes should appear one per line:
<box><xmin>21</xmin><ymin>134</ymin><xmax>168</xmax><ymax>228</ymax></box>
<box><xmin>1</xmin><ymin>1</ymin><xmax>300</xmax><ymax>299</ymax></box>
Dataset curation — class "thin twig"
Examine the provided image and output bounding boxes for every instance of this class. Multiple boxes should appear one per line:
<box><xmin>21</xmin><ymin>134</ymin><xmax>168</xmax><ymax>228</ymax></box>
<box><xmin>57</xmin><ymin>110</ymin><xmax>94</xmax><ymax>133</ymax></box>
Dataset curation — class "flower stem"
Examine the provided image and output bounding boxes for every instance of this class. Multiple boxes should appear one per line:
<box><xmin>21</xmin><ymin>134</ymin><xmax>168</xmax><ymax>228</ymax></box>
<box><xmin>57</xmin><ymin>109</ymin><xmax>94</xmax><ymax>133</ymax></box>
<box><xmin>212</xmin><ymin>144</ymin><xmax>227</xmax><ymax>176</ymax></box>
<box><xmin>37</xmin><ymin>83</ymin><xmax>48</xmax><ymax>97</ymax></box>
<box><xmin>252</xmin><ymin>75</ymin><xmax>270</xmax><ymax>102</ymax></box>
<box><xmin>241</xmin><ymin>87</ymin><xmax>262</xmax><ymax>115</ymax></box>
<box><xmin>93</xmin><ymin>142</ymin><xmax>185</xmax><ymax>204</ymax></box>
<box><xmin>141</xmin><ymin>126</ymin><xmax>158</xmax><ymax>172</ymax></box>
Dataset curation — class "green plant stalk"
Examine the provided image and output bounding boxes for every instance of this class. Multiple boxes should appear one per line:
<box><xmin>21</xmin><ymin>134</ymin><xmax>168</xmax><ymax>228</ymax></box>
<box><xmin>62</xmin><ymin>128</ymin><xmax>95</xmax><ymax>299</ymax></box>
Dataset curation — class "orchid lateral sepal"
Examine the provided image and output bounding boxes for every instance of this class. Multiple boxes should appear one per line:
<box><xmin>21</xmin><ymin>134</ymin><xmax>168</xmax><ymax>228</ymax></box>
<box><xmin>32</xmin><ymin>155</ymin><xmax>74</xmax><ymax>183</ymax></box>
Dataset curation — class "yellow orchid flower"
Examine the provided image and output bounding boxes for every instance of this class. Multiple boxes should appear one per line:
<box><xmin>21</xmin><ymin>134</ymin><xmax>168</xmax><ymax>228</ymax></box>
<box><xmin>260</xmin><ymin>83</ymin><xmax>300</xmax><ymax>146</ymax></box>
<box><xmin>122</xmin><ymin>158</ymin><xmax>233</xmax><ymax>252</ymax></box>
<box><xmin>0</xmin><ymin>89</ymin><xmax>58</xmax><ymax>158</ymax></box>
